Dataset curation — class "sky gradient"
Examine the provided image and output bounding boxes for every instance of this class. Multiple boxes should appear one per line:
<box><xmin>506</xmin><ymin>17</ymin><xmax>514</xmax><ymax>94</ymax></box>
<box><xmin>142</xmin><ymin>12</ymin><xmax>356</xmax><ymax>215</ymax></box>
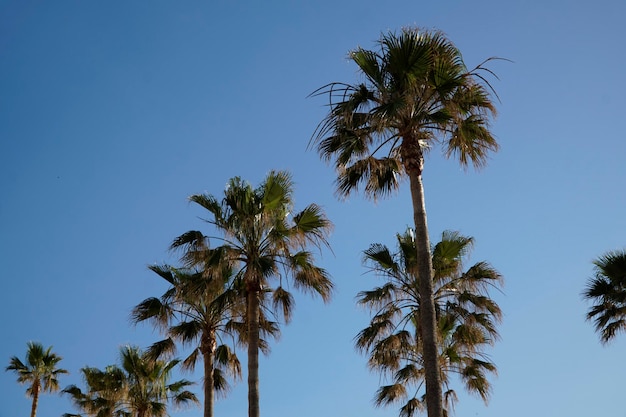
<box><xmin>2</xmin><ymin>1</ymin><xmax>625</xmax><ymax>417</ymax></box>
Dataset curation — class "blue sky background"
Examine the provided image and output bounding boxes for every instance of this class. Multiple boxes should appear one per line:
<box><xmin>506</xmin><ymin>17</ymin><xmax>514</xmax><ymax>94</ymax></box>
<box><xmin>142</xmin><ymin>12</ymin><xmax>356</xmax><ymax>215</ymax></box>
<box><xmin>2</xmin><ymin>1</ymin><xmax>625</xmax><ymax>416</ymax></box>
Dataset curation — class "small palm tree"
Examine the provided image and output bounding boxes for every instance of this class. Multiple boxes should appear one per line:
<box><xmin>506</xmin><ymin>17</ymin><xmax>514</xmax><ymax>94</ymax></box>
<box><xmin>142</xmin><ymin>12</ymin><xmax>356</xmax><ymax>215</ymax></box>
<box><xmin>171</xmin><ymin>170</ymin><xmax>333</xmax><ymax>417</ymax></box>
<box><xmin>63</xmin><ymin>346</ymin><xmax>198</xmax><ymax>417</ymax></box>
<box><xmin>63</xmin><ymin>365</ymin><xmax>127</xmax><ymax>417</ymax></box>
<box><xmin>311</xmin><ymin>27</ymin><xmax>500</xmax><ymax>417</ymax></box>
<box><xmin>582</xmin><ymin>249</ymin><xmax>626</xmax><ymax>343</ymax></box>
<box><xmin>356</xmin><ymin>231</ymin><xmax>502</xmax><ymax>417</ymax></box>
<box><xmin>6</xmin><ymin>341</ymin><xmax>68</xmax><ymax>417</ymax></box>
<box><xmin>121</xmin><ymin>346</ymin><xmax>198</xmax><ymax>417</ymax></box>
<box><xmin>132</xmin><ymin>263</ymin><xmax>243</xmax><ymax>417</ymax></box>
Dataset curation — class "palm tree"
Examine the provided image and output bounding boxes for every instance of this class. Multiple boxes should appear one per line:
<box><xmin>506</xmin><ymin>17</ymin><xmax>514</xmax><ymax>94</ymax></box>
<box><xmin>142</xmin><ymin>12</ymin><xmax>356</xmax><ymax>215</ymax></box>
<box><xmin>171</xmin><ymin>170</ymin><xmax>333</xmax><ymax>417</ymax></box>
<box><xmin>62</xmin><ymin>365</ymin><xmax>127</xmax><ymax>417</ymax></box>
<box><xmin>6</xmin><ymin>341</ymin><xmax>68</xmax><ymax>417</ymax></box>
<box><xmin>356</xmin><ymin>230</ymin><xmax>502</xmax><ymax>417</ymax></box>
<box><xmin>131</xmin><ymin>263</ymin><xmax>243</xmax><ymax>417</ymax></box>
<box><xmin>582</xmin><ymin>249</ymin><xmax>626</xmax><ymax>343</ymax></box>
<box><xmin>63</xmin><ymin>346</ymin><xmax>198</xmax><ymax>417</ymax></box>
<box><xmin>121</xmin><ymin>346</ymin><xmax>198</xmax><ymax>417</ymax></box>
<box><xmin>311</xmin><ymin>27</ymin><xmax>500</xmax><ymax>417</ymax></box>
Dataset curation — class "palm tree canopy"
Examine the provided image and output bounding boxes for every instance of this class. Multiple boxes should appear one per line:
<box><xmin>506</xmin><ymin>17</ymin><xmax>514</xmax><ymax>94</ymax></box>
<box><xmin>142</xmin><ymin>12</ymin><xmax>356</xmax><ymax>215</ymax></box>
<box><xmin>356</xmin><ymin>230</ymin><xmax>503</xmax><ymax>416</ymax></box>
<box><xmin>120</xmin><ymin>346</ymin><xmax>198</xmax><ymax>415</ymax></box>
<box><xmin>311</xmin><ymin>27</ymin><xmax>499</xmax><ymax>199</ymax></box>
<box><xmin>62</xmin><ymin>365</ymin><xmax>128</xmax><ymax>417</ymax></box>
<box><xmin>171</xmin><ymin>170</ymin><xmax>334</xmax><ymax>322</ymax></box>
<box><xmin>583</xmin><ymin>249</ymin><xmax>626</xmax><ymax>343</ymax></box>
<box><xmin>132</xmin><ymin>263</ymin><xmax>243</xmax><ymax>374</ymax></box>
<box><xmin>6</xmin><ymin>341</ymin><xmax>68</xmax><ymax>397</ymax></box>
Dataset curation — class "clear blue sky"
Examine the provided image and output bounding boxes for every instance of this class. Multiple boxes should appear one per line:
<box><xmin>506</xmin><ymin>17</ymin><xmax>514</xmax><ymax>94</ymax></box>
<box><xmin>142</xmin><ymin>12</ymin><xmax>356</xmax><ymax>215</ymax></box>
<box><xmin>2</xmin><ymin>1</ymin><xmax>625</xmax><ymax>416</ymax></box>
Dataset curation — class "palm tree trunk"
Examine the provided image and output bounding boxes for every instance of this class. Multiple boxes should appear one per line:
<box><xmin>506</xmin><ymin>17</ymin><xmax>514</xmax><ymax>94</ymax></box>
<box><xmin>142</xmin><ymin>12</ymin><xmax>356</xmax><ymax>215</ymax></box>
<box><xmin>247</xmin><ymin>288</ymin><xmax>261</xmax><ymax>417</ymax></box>
<box><xmin>406</xmin><ymin>158</ymin><xmax>444</xmax><ymax>417</ymax></box>
<box><xmin>30</xmin><ymin>382</ymin><xmax>40</xmax><ymax>417</ymax></box>
<box><xmin>202</xmin><ymin>334</ymin><xmax>215</xmax><ymax>417</ymax></box>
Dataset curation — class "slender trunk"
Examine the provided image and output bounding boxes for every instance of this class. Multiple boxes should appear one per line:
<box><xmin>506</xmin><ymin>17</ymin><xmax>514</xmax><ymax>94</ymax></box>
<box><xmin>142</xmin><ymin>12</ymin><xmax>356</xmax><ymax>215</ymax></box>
<box><xmin>403</xmin><ymin>142</ymin><xmax>443</xmax><ymax>417</ymax></box>
<box><xmin>30</xmin><ymin>382</ymin><xmax>40</xmax><ymax>417</ymax></box>
<box><xmin>201</xmin><ymin>332</ymin><xmax>216</xmax><ymax>417</ymax></box>
<box><xmin>247</xmin><ymin>288</ymin><xmax>261</xmax><ymax>417</ymax></box>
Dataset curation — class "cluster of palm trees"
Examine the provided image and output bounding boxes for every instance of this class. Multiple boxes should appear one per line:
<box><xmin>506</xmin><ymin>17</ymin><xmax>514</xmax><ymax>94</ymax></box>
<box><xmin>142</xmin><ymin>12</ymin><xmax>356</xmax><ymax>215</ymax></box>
<box><xmin>6</xmin><ymin>26</ymin><xmax>624</xmax><ymax>417</ymax></box>
<box><xmin>132</xmin><ymin>170</ymin><xmax>334</xmax><ymax>417</ymax></box>
<box><xmin>6</xmin><ymin>342</ymin><xmax>199</xmax><ymax>417</ymax></box>
<box><xmin>63</xmin><ymin>346</ymin><xmax>199</xmax><ymax>417</ymax></box>
<box><xmin>310</xmin><ymin>27</ymin><xmax>501</xmax><ymax>417</ymax></box>
<box><xmin>7</xmin><ymin>171</ymin><xmax>334</xmax><ymax>417</ymax></box>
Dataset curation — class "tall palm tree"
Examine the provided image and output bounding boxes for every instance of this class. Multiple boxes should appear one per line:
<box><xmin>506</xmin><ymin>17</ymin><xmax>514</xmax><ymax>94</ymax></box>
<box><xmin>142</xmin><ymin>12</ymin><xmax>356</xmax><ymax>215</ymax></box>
<box><xmin>311</xmin><ymin>27</ymin><xmax>500</xmax><ymax>417</ymax></box>
<box><xmin>131</xmin><ymin>263</ymin><xmax>243</xmax><ymax>417</ymax></box>
<box><xmin>356</xmin><ymin>230</ymin><xmax>502</xmax><ymax>417</ymax></box>
<box><xmin>63</xmin><ymin>346</ymin><xmax>198</xmax><ymax>417</ymax></box>
<box><xmin>6</xmin><ymin>341</ymin><xmax>68</xmax><ymax>417</ymax></box>
<box><xmin>582</xmin><ymin>249</ymin><xmax>626</xmax><ymax>343</ymax></box>
<box><xmin>171</xmin><ymin>170</ymin><xmax>333</xmax><ymax>417</ymax></box>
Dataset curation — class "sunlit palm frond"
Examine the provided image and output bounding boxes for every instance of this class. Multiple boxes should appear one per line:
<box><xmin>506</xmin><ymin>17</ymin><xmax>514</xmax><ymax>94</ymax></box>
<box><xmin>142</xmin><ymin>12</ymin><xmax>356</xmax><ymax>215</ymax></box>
<box><xmin>290</xmin><ymin>255</ymin><xmax>333</xmax><ymax>303</ymax></box>
<box><xmin>291</xmin><ymin>204</ymin><xmax>332</xmax><ymax>246</ymax></box>
<box><xmin>214</xmin><ymin>344</ymin><xmax>241</xmax><ymax>379</ymax></box>
<box><xmin>355</xmin><ymin>309</ymin><xmax>400</xmax><ymax>352</ymax></box>
<box><xmin>375</xmin><ymin>383</ymin><xmax>407</xmax><ymax>406</ymax></box>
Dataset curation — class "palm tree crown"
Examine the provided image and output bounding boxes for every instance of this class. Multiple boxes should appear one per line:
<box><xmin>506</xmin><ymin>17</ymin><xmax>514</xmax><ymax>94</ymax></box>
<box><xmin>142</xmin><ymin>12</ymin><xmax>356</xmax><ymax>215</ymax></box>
<box><xmin>311</xmin><ymin>27</ymin><xmax>500</xmax><ymax>417</ymax></box>
<box><xmin>62</xmin><ymin>365</ymin><xmax>127</xmax><ymax>417</ymax></box>
<box><xmin>311</xmin><ymin>27</ymin><xmax>498</xmax><ymax>198</ymax></box>
<box><xmin>356</xmin><ymin>230</ymin><xmax>503</xmax><ymax>417</ymax></box>
<box><xmin>170</xmin><ymin>170</ymin><xmax>333</xmax><ymax>417</ymax></box>
<box><xmin>583</xmin><ymin>249</ymin><xmax>626</xmax><ymax>343</ymax></box>
<box><xmin>6</xmin><ymin>341</ymin><xmax>68</xmax><ymax>417</ymax></box>
<box><xmin>131</xmin><ymin>263</ymin><xmax>243</xmax><ymax>417</ymax></box>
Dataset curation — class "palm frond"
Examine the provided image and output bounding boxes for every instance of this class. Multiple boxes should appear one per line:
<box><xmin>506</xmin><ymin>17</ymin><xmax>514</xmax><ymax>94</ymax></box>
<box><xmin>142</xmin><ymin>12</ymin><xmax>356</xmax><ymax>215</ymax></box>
<box><xmin>146</xmin><ymin>338</ymin><xmax>177</xmax><ymax>362</ymax></box>
<box><xmin>375</xmin><ymin>383</ymin><xmax>407</xmax><ymax>406</ymax></box>
<box><xmin>399</xmin><ymin>397</ymin><xmax>425</xmax><ymax>417</ymax></box>
<box><xmin>130</xmin><ymin>297</ymin><xmax>171</xmax><ymax>330</ymax></box>
<box><xmin>583</xmin><ymin>249</ymin><xmax>626</xmax><ymax>343</ymax></box>
<box><xmin>272</xmin><ymin>286</ymin><xmax>295</xmax><ymax>323</ymax></box>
